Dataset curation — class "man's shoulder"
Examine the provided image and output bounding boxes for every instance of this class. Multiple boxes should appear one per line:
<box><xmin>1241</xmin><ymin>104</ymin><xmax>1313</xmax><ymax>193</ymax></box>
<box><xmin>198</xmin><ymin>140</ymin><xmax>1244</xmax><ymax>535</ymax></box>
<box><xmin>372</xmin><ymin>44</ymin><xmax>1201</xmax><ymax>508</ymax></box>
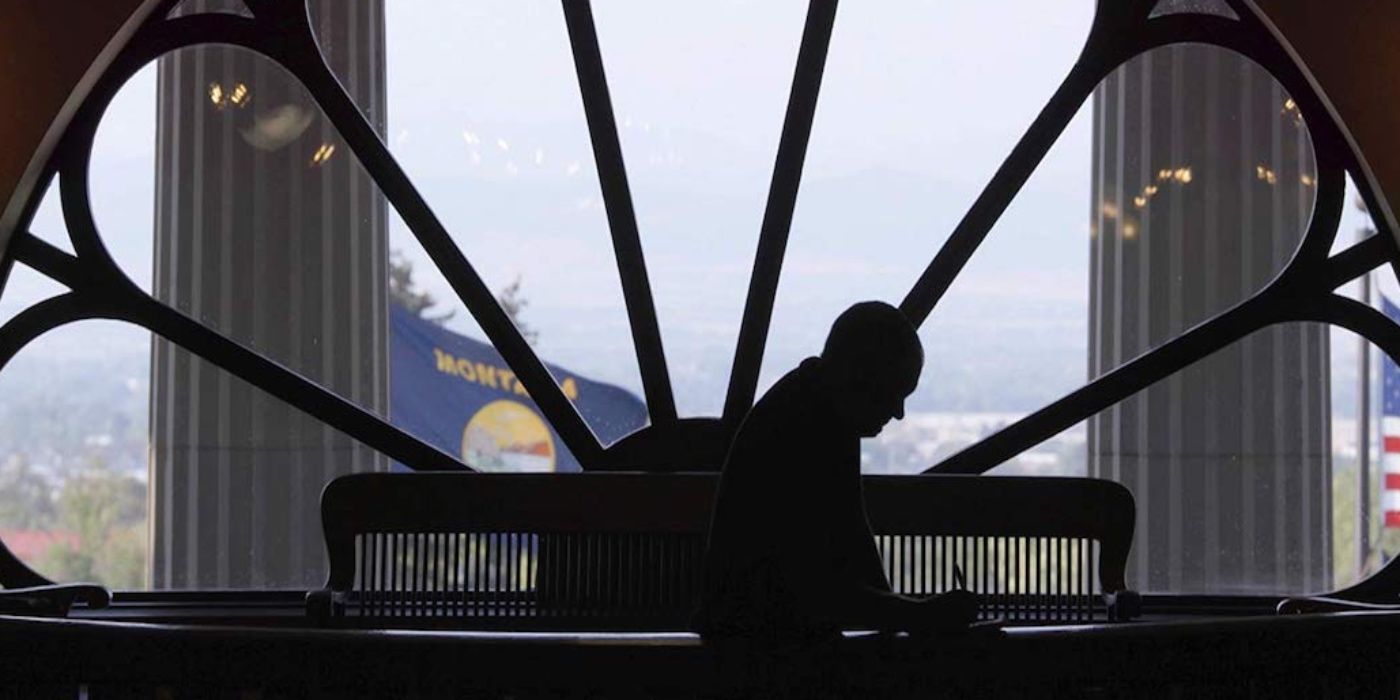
<box><xmin>722</xmin><ymin>358</ymin><xmax>833</xmax><ymax>476</ymax></box>
<box><xmin>731</xmin><ymin>359</ymin><xmax>822</xmax><ymax>442</ymax></box>
<box><xmin>751</xmin><ymin>357</ymin><xmax>822</xmax><ymax>410</ymax></box>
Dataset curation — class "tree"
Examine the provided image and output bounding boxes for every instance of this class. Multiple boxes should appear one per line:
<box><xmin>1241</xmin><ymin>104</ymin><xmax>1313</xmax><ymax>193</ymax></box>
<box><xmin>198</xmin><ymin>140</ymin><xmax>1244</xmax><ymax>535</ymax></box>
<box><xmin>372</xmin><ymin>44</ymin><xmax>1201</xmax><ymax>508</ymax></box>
<box><xmin>0</xmin><ymin>454</ymin><xmax>55</xmax><ymax>530</ymax></box>
<box><xmin>38</xmin><ymin>464</ymin><xmax>147</xmax><ymax>589</ymax></box>
<box><xmin>388</xmin><ymin>248</ymin><xmax>538</xmax><ymax>344</ymax></box>
<box><xmin>496</xmin><ymin>274</ymin><xmax>538</xmax><ymax>345</ymax></box>
<box><xmin>389</xmin><ymin>249</ymin><xmax>454</xmax><ymax>325</ymax></box>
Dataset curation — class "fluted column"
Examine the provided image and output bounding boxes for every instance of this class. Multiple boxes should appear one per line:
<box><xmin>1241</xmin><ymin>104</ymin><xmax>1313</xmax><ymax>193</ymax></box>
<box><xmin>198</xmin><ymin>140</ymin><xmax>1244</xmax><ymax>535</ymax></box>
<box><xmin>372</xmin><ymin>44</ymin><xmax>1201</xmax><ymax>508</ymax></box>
<box><xmin>151</xmin><ymin>0</ymin><xmax>388</xmax><ymax>588</ymax></box>
<box><xmin>1088</xmin><ymin>44</ymin><xmax>1330</xmax><ymax>594</ymax></box>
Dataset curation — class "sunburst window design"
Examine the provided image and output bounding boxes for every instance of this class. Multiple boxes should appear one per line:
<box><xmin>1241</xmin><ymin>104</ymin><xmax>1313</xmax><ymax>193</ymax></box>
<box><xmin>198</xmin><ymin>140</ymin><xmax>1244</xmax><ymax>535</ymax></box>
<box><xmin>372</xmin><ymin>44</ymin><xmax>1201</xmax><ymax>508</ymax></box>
<box><xmin>2</xmin><ymin>0</ymin><xmax>1400</xmax><ymax>598</ymax></box>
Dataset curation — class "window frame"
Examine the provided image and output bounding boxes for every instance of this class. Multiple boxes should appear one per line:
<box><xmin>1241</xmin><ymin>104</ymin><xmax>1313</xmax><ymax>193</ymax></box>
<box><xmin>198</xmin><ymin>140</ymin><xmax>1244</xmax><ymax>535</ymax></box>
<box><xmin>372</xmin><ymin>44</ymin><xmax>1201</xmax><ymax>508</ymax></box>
<box><xmin>0</xmin><ymin>0</ymin><xmax>1398</xmax><ymax>607</ymax></box>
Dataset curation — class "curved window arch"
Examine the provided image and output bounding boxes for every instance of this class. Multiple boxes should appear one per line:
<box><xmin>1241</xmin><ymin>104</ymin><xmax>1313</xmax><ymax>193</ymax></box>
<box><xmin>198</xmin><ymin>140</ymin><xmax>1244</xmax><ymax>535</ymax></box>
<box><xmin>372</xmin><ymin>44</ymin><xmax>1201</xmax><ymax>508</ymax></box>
<box><xmin>0</xmin><ymin>0</ymin><xmax>1398</xmax><ymax>601</ymax></box>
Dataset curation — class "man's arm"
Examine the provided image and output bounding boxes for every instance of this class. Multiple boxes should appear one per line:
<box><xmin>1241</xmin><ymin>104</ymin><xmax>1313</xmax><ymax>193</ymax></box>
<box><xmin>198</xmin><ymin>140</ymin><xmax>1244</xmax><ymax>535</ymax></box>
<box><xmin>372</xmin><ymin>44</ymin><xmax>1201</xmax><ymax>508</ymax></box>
<box><xmin>811</xmin><ymin>579</ymin><xmax>978</xmax><ymax>632</ymax></box>
<box><xmin>777</xmin><ymin>542</ymin><xmax>978</xmax><ymax>632</ymax></box>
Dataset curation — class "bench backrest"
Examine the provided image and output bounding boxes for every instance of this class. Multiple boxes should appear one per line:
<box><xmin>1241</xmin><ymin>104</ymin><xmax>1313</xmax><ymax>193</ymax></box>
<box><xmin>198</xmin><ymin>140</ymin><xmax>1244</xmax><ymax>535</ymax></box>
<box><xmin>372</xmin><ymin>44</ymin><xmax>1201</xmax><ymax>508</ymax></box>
<box><xmin>316</xmin><ymin>473</ymin><xmax>1134</xmax><ymax>629</ymax></box>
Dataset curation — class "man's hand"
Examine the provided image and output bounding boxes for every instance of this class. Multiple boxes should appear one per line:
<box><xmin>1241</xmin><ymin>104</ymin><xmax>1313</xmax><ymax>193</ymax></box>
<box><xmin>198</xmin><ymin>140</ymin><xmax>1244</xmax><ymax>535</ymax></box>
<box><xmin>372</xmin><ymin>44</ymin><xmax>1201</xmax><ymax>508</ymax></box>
<box><xmin>912</xmin><ymin>589</ymin><xmax>979</xmax><ymax>633</ymax></box>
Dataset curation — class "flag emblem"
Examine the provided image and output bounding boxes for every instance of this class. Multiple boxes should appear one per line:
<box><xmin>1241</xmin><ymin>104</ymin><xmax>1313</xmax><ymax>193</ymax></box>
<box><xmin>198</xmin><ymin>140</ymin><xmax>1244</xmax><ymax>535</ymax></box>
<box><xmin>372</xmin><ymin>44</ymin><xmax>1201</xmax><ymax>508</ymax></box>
<box><xmin>462</xmin><ymin>399</ymin><xmax>558</xmax><ymax>472</ymax></box>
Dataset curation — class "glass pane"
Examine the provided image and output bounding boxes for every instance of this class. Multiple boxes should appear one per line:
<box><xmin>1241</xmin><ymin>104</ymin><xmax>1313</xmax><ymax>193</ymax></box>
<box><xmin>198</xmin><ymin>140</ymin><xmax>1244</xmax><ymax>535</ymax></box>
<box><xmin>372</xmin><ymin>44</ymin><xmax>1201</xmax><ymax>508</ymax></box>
<box><xmin>92</xmin><ymin>43</ymin><xmax>384</xmax><ymax>428</ymax></box>
<box><xmin>0</xmin><ymin>317</ymin><xmax>417</xmax><ymax>591</ymax></box>
<box><xmin>0</xmin><ymin>262</ymin><xmax>66</xmax><ymax>328</ymax></box>
<box><xmin>90</xmin><ymin>60</ymin><xmax>156</xmax><ymax>290</ymax></box>
<box><xmin>0</xmin><ymin>321</ymin><xmax>150</xmax><ymax>590</ymax></box>
<box><xmin>1332</xmin><ymin>174</ymin><xmax>1381</xmax><ymax>258</ymax></box>
<box><xmin>0</xmin><ymin>316</ymin><xmax>419</xmax><ymax>592</ymax></box>
<box><xmin>1088</xmin><ymin>44</ymin><xmax>1317</xmax><ymax>391</ymax></box>
<box><xmin>88</xmin><ymin>39</ymin><xmax>647</xmax><ymax>474</ymax></box>
<box><xmin>1094</xmin><ymin>318</ymin><xmax>1356</xmax><ymax>596</ymax></box>
<box><xmin>1336</xmin><ymin>207</ymin><xmax>1400</xmax><ymax>591</ymax></box>
<box><xmin>1083</xmin><ymin>50</ymin><xmax>1324</xmax><ymax>587</ymax></box>
<box><xmin>168</xmin><ymin>0</ymin><xmax>253</xmax><ymax>19</ymax></box>
<box><xmin>860</xmin><ymin>101</ymin><xmax>1093</xmax><ymax>475</ymax></box>
<box><xmin>25</xmin><ymin>181</ymin><xmax>73</xmax><ymax>255</ymax></box>
<box><xmin>591</xmin><ymin>0</ymin><xmax>807</xmax><ymax>416</ymax></box>
<box><xmin>1103</xmin><ymin>320</ymin><xmax>1331</xmax><ymax>596</ymax></box>
<box><xmin>353</xmin><ymin>0</ymin><xmax>647</xmax><ymax>419</ymax></box>
<box><xmin>1149</xmin><ymin>0</ymin><xmax>1240</xmax><ymax>20</ymax></box>
<box><xmin>764</xmin><ymin>0</ymin><xmax>1096</xmax><ymax>432</ymax></box>
<box><xmin>1332</xmin><ymin>327</ymin><xmax>1390</xmax><ymax>591</ymax></box>
<box><xmin>825</xmin><ymin>43</ymin><xmax>1318</xmax><ymax>475</ymax></box>
<box><xmin>150</xmin><ymin>340</ymin><xmax>388</xmax><ymax>589</ymax></box>
<box><xmin>962</xmin><ymin>320</ymin><xmax>1358</xmax><ymax>596</ymax></box>
<box><xmin>388</xmin><ymin>209</ymin><xmax>649</xmax><ymax>469</ymax></box>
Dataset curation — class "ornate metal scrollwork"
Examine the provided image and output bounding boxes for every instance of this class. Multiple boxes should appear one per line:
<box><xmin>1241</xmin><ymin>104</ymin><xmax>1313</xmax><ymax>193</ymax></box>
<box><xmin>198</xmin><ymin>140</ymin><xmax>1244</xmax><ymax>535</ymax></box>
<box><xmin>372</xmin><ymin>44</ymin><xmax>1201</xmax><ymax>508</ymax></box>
<box><xmin>1</xmin><ymin>0</ymin><xmax>1399</xmax><ymax>597</ymax></box>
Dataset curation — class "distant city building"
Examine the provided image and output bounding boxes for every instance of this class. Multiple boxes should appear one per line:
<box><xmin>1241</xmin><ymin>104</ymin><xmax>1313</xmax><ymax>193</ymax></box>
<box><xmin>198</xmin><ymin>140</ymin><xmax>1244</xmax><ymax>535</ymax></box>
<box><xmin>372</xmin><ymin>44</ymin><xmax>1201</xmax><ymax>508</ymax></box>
<box><xmin>1088</xmin><ymin>44</ymin><xmax>1330</xmax><ymax>594</ymax></box>
<box><xmin>150</xmin><ymin>0</ymin><xmax>388</xmax><ymax>588</ymax></box>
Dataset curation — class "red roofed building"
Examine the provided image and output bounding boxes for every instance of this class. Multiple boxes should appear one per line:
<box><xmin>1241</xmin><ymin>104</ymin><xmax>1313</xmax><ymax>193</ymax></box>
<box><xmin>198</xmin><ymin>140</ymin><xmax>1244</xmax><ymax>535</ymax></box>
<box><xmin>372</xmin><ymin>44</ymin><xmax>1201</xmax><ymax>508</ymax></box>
<box><xmin>0</xmin><ymin>530</ymin><xmax>78</xmax><ymax>562</ymax></box>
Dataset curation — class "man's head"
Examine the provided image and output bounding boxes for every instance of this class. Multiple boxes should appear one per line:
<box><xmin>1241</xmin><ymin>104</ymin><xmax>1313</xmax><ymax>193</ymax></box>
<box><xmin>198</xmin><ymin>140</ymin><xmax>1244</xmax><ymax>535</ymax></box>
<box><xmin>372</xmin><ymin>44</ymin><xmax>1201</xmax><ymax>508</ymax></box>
<box><xmin>819</xmin><ymin>301</ymin><xmax>924</xmax><ymax>438</ymax></box>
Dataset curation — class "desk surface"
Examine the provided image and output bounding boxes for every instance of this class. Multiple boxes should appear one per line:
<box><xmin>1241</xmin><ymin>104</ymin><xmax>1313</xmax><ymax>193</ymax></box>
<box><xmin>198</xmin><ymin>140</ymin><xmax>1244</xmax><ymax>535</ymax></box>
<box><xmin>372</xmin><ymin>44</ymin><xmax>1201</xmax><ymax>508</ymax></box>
<box><xmin>3</xmin><ymin>610</ymin><xmax>1400</xmax><ymax>696</ymax></box>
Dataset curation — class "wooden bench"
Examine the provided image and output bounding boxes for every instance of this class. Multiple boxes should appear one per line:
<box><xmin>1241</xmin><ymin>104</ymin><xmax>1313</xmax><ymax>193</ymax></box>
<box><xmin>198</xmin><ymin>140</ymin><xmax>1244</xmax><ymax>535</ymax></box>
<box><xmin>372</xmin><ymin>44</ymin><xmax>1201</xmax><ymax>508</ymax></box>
<box><xmin>308</xmin><ymin>473</ymin><xmax>1138</xmax><ymax>629</ymax></box>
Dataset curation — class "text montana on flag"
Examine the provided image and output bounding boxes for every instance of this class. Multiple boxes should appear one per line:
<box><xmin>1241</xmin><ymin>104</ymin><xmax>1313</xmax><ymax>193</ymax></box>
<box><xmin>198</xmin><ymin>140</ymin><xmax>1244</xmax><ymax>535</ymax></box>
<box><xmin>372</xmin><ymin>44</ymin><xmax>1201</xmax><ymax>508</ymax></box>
<box><xmin>388</xmin><ymin>304</ymin><xmax>648</xmax><ymax>472</ymax></box>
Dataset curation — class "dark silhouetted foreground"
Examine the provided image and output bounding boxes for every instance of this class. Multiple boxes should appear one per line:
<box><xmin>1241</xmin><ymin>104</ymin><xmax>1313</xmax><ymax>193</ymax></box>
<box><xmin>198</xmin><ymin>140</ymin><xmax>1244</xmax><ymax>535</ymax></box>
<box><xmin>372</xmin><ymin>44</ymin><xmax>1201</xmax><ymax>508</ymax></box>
<box><xmin>699</xmin><ymin>301</ymin><xmax>977</xmax><ymax>640</ymax></box>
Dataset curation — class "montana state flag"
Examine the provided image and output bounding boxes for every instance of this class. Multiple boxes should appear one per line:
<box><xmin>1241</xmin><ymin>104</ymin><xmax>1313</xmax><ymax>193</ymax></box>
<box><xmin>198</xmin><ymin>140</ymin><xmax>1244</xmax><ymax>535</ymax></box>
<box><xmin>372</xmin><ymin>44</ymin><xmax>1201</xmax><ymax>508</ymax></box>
<box><xmin>389</xmin><ymin>304</ymin><xmax>648</xmax><ymax>472</ymax></box>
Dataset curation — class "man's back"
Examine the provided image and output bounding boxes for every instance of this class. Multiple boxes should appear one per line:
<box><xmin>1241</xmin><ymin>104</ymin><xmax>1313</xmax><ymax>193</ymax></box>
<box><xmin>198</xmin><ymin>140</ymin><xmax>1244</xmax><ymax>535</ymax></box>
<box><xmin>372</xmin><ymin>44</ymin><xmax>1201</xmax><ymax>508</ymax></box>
<box><xmin>696</xmin><ymin>302</ymin><xmax>978</xmax><ymax>639</ymax></box>
<box><xmin>698</xmin><ymin>358</ymin><xmax>889</xmax><ymax>639</ymax></box>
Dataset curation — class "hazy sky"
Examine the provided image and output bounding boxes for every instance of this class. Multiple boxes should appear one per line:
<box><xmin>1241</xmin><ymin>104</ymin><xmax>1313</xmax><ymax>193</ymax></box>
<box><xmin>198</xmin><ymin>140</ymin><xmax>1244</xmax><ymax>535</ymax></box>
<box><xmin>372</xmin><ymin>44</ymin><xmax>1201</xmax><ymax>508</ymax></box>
<box><xmin>377</xmin><ymin>0</ymin><xmax>1100</xmax><ymax>414</ymax></box>
<box><xmin>3</xmin><ymin>0</ymin><xmax>1389</xmax><ymax>420</ymax></box>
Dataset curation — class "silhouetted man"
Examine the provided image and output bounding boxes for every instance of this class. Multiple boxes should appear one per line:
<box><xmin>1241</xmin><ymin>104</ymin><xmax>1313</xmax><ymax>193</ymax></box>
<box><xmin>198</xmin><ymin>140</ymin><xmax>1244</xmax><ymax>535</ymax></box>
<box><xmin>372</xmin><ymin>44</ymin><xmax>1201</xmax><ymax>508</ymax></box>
<box><xmin>698</xmin><ymin>301</ymin><xmax>976</xmax><ymax>640</ymax></box>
